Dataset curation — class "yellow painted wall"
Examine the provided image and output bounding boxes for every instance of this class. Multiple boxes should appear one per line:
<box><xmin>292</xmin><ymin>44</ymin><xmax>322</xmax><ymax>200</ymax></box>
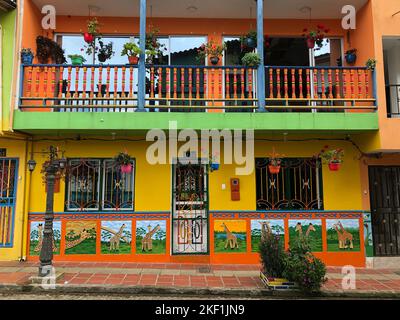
<box><xmin>0</xmin><ymin>137</ymin><xmax>28</xmax><ymax>261</ymax></box>
<box><xmin>27</xmin><ymin>137</ymin><xmax>363</xmax><ymax>215</ymax></box>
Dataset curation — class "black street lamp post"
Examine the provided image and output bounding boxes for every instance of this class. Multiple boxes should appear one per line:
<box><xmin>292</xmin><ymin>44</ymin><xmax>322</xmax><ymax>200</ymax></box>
<box><xmin>28</xmin><ymin>146</ymin><xmax>67</xmax><ymax>277</ymax></box>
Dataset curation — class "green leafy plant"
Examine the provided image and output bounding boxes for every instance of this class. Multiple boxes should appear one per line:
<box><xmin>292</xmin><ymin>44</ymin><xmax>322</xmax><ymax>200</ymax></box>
<box><xmin>283</xmin><ymin>236</ymin><xmax>327</xmax><ymax>294</ymax></box>
<box><xmin>121</xmin><ymin>42</ymin><xmax>142</xmax><ymax>57</ymax></box>
<box><xmin>197</xmin><ymin>40</ymin><xmax>226</xmax><ymax>60</ymax></box>
<box><xmin>366</xmin><ymin>58</ymin><xmax>377</xmax><ymax>71</ymax></box>
<box><xmin>36</xmin><ymin>36</ymin><xmax>66</xmax><ymax>64</ymax></box>
<box><xmin>259</xmin><ymin>232</ymin><xmax>286</xmax><ymax>278</ymax></box>
<box><xmin>97</xmin><ymin>40</ymin><xmax>114</xmax><ymax>62</ymax></box>
<box><xmin>114</xmin><ymin>151</ymin><xmax>133</xmax><ymax>166</ymax></box>
<box><xmin>320</xmin><ymin>148</ymin><xmax>344</xmax><ymax>164</ymax></box>
<box><xmin>241</xmin><ymin>52</ymin><xmax>261</xmax><ymax>67</ymax></box>
<box><xmin>68</xmin><ymin>54</ymin><xmax>86</xmax><ymax>61</ymax></box>
<box><xmin>87</xmin><ymin>17</ymin><xmax>100</xmax><ymax>35</ymax></box>
<box><xmin>145</xmin><ymin>28</ymin><xmax>166</xmax><ymax>63</ymax></box>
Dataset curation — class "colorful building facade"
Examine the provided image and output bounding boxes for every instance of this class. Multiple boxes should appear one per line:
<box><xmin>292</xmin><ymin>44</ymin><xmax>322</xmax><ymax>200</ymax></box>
<box><xmin>1</xmin><ymin>0</ymin><xmax>400</xmax><ymax>268</ymax></box>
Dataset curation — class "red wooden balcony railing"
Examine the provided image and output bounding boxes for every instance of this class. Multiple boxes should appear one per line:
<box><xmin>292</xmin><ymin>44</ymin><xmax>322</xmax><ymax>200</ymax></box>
<box><xmin>18</xmin><ymin>64</ymin><xmax>376</xmax><ymax>112</ymax></box>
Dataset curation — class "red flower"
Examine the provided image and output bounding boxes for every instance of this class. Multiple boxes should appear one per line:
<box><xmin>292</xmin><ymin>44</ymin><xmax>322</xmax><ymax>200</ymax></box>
<box><xmin>324</xmin><ymin>29</ymin><xmax>330</xmax><ymax>33</ymax></box>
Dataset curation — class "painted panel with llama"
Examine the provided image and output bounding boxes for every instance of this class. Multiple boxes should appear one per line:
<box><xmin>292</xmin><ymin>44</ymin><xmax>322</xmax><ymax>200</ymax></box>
<box><xmin>65</xmin><ymin>221</ymin><xmax>97</xmax><ymax>255</ymax></box>
<box><xmin>251</xmin><ymin>219</ymin><xmax>285</xmax><ymax>252</ymax></box>
<box><xmin>101</xmin><ymin>221</ymin><xmax>132</xmax><ymax>254</ymax></box>
<box><xmin>288</xmin><ymin>219</ymin><xmax>323</xmax><ymax>252</ymax></box>
<box><xmin>214</xmin><ymin>220</ymin><xmax>247</xmax><ymax>253</ymax></box>
<box><xmin>326</xmin><ymin>219</ymin><xmax>361</xmax><ymax>252</ymax></box>
<box><xmin>29</xmin><ymin>221</ymin><xmax>61</xmax><ymax>256</ymax></box>
<box><xmin>136</xmin><ymin>220</ymin><xmax>167</xmax><ymax>254</ymax></box>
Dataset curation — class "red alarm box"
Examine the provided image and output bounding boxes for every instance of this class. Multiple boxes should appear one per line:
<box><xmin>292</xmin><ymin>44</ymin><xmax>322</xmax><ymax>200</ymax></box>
<box><xmin>231</xmin><ymin>178</ymin><xmax>240</xmax><ymax>201</ymax></box>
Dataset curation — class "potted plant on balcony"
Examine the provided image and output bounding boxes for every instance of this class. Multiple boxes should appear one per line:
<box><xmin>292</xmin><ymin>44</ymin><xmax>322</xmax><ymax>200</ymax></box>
<box><xmin>21</xmin><ymin>48</ymin><xmax>34</xmax><ymax>64</ymax></box>
<box><xmin>320</xmin><ymin>148</ymin><xmax>344</xmax><ymax>171</ymax></box>
<box><xmin>145</xmin><ymin>28</ymin><xmax>166</xmax><ymax>64</ymax></box>
<box><xmin>68</xmin><ymin>54</ymin><xmax>86</xmax><ymax>66</ymax></box>
<box><xmin>302</xmin><ymin>24</ymin><xmax>329</xmax><ymax>50</ymax></box>
<box><xmin>36</xmin><ymin>36</ymin><xmax>67</xmax><ymax>64</ymax></box>
<box><xmin>97</xmin><ymin>40</ymin><xmax>114</xmax><ymax>63</ymax></box>
<box><xmin>240</xmin><ymin>30</ymin><xmax>257</xmax><ymax>52</ymax></box>
<box><xmin>366</xmin><ymin>58</ymin><xmax>377</xmax><ymax>71</ymax></box>
<box><xmin>345</xmin><ymin>49</ymin><xmax>357</xmax><ymax>65</ymax></box>
<box><xmin>241</xmin><ymin>52</ymin><xmax>261</xmax><ymax>67</ymax></box>
<box><xmin>121</xmin><ymin>42</ymin><xmax>142</xmax><ymax>64</ymax></box>
<box><xmin>114</xmin><ymin>151</ymin><xmax>133</xmax><ymax>174</ymax></box>
<box><xmin>197</xmin><ymin>40</ymin><xmax>226</xmax><ymax>65</ymax></box>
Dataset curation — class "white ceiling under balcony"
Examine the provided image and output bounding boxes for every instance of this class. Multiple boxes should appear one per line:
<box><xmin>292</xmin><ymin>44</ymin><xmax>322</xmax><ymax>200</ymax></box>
<box><xmin>32</xmin><ymin>0</ymin><xmax>368</xmax><ymax>19</ymax></box>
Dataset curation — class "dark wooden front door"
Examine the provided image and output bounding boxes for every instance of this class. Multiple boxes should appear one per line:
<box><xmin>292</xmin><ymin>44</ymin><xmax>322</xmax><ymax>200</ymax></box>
<box><xmin>368</xmin><ymin>166</ymin><xmax>400</xmax><ymax>256</ymax></box>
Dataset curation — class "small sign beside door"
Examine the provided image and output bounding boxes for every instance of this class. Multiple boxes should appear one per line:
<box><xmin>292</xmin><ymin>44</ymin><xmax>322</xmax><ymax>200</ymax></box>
<box><xmin>0</xmin><ymin>149</ymin><xmax>6</xmax><ymax>157</ymax></box>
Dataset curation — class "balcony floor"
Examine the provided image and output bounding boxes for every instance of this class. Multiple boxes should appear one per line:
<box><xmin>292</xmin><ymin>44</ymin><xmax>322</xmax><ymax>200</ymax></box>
<box><xmin>13</xmin><ymin>110</ymin><xmax>378</xmax><ymax>135</ymax></box>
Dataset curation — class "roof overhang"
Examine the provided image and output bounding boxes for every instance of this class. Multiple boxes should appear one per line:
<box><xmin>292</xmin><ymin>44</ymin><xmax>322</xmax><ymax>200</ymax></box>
<box><xmin>0</xmin><ymin>0</ymin><xmax>16</xmax><ymax>12</ymax></box>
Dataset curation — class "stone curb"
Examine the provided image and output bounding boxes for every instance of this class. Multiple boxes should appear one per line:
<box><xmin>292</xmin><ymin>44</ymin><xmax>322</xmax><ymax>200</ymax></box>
<box><xmin>1</xmin><ymin>284</ymin><xmax>400</xmax><ymax>299</ymax></box>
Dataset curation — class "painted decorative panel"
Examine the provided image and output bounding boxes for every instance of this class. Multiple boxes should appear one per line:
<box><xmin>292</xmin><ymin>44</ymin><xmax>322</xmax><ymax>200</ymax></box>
<box><xmin>136</xmin><ymin>220</ymin><xmax>167</xmax><ymax>254</ymax></box>
<box><xmin>101</xmin><ymin>221</ymin><xmax>132</xmax><ymax>254</ymax></box>
<box><xmin>288</xmin><ymin>219</ymin><xmax>323</xmax><ymax>252</ymax></box>
<box><xmin>29</xmin><ymin>221</ymin><xmax>61</xmax><ymax>256</ymax></box>
<box><xmin>251</xmin><ymin>219</ymin><xmax>285</xmax><ymax>252</ymax></box>
<box><xmin>363</xmin><ymin>213</ymin><xmax>373</xmax><ymax>257</ymax></box>
<box><xmin>326</xmin><ymin>219</ymin><xmax>361</xmax><ymax>252</ymax></box>
<box><xmin>214</xmin><ymin>220</ymin><xmax>247</xmax><ymax>253</ymax></box>
<box><xmin>65</xmin><ymin>221</ymin><xmax>97</xmax><ymax>255</ymax></box>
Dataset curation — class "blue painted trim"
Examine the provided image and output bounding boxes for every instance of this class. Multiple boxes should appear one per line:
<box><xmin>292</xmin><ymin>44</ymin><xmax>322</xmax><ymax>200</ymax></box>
<box><xmin>210</xmin><ymin>210</ymin><xmax>368</xmax><ymax>213</ymax></box>
<box><xmin>257</xmin><ymin>0</ymin><xmax>266</xmax><ymax>112</ymax></box>
<box><xmin>0</xmin><ymin>158</ymin><xmax>18</xmax><ymax>248</ymax></box>
<box><xmin>137</xmin><ymin>0</ymin><xmax>147</xmax><ymax>112</ymax></box>
<box><xmin>28</xmin><ymin>211</ymin><xmax>171</xmax><ymax>215</ymax></box>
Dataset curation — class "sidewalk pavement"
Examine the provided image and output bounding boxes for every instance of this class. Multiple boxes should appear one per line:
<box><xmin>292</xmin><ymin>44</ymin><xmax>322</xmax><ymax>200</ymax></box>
<box><xmin>1</xmin><ymin>261</ymin><xmax>400</xmax><ymax>298</ymax></box>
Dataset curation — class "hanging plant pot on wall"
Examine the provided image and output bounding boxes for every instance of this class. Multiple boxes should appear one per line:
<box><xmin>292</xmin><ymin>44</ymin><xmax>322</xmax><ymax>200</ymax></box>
<box><xmin>210</xmin><ymin>163</ymin><xmax>220</xmax><ymax>172</ymax></box>
<box><xmin>345</xmin><ymin>49</ymin><xmax>357</xmax><ymax>65</ymax></box>
<box><xmin>328</xmin><ymin>162</ymin><xmax>341</xmax><ymax>171</ymax></box>
<box><xmin>268</xmin><ymin>164</ymin><xmax>281</xmax><ymax>175</ymax></box>
<box><xmin>210</xmin><ymin>56</ymin><xmax>220</xmax><ymax>65</ymax></box>
<box><xmin>84</xmin><ymin>32</ymin><xmax>95</xmax><ymax>44</ymax></box>
<box><xmin>120</xmin><ymin>163</ymin><xmax>133</xmax><ymax>174</ymax></box>
<box><xmin>306</xmin><ymin>38</ymin><xmax>315</xmax><ymax>49</ymax></box>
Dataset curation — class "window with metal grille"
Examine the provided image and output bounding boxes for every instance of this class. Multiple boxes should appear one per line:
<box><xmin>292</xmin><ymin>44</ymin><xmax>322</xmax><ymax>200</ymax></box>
<box><xmin>256</xmin><ymin>158</ymin><xmax>323</xmax><ymax>211</ymax></box>
<box><xmin>66</xmin><ymin>159</ymin><xmax>134</xmax><ymax>211</ymax></box>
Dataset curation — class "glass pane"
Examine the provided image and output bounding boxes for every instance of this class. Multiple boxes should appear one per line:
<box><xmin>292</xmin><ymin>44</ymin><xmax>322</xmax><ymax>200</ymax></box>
<box><xmin>315</xmin><ymin>39</ymin><xmax>342</xmax><ymax>67</ymax></box>
<box><xmin>265</xmin><ymin>38</ymin><xmax>309</xmax><ymax>66</ymax></box>
<box><xmin>224</xmin><ymin>37</ymin><xmax>242</xmax><ymax>66</ymax></box>
<box><xmin>100</xmin><ymin>36</ymin><xmax>132</xmax><ymax>65</ymax></box>
<box><xmin>170</xmin><ymin>36</ymin><xmax>206</xmax><ymax>65</ymax></box>
<box><xmin>61</xmin><ymin>35</ymin><xmax>93</xmax><ymax>64</ymax></box>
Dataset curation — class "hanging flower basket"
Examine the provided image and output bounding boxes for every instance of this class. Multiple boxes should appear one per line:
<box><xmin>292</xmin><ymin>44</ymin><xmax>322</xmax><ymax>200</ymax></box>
<box><xmin>268</xmin><ymin>164</ymin><xmax>281</xmax><ymax>175</ymax></box>
<box><xmin>114</xmin><ymin>151</ymin><xmax>133</xmax><ymax>174</ymax></box>
<box><xmin>83</xmin><ymin>32</ymin><xmax>95</xmax><ymax>44</ymax></box>
<box><xmin>328</xmin><ymin>162</ymin><xmax>341</xmax><ymax>171</ymax></box>
<box><xmin>120</xmin><ymin>163</ymin><xmax>133</xmax><ymax>174</ymax></box>
<box><xmin>306</xmin><ymin>38</ymin><xmax>316</xmax><ymax>49</ymax></box>
<box><xmin>210</xmin><ymin>56</ymin><xmax>220</xmax><ymax>65</ymax></box>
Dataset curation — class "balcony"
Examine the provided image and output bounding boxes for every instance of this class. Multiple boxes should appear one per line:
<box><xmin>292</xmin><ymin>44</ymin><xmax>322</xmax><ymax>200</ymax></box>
<box><xmin>19</xmin><ymin>64</ymin><xmax>376</xmax><ymax>112</ymax></box>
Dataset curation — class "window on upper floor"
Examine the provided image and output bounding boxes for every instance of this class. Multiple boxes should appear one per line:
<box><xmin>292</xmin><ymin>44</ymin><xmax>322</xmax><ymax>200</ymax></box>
<box><xmin>65</xmin><ymin>158</ymin><xmax>135</xmax><ymax>211</ymax></box>
<box><xmin>255</xmin><ymin>158</ymin><xmax>323</xmax><ymax>211</ymax></box>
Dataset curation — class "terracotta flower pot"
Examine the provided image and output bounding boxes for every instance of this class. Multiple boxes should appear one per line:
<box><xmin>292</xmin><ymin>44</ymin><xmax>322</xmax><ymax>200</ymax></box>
<box><xmin>84</xmin><ymin>32</ymin><xmax>94</xmax><ymax>44</ymax></box>
<box><xmin>128</xmin><ymin>56</ymin><xmax>139</xmax><ymax>65</ymax></box>
<box><xmin>120</xmin><ymin>164</ymin><xmax>133</xmax><ymax>174</ymax></box>
<box><xmin>268</xmin><ymin>165</ymin><xmax>281</xmax><ymax>175</ymax></box>
<box><xmin>307</xmin><ymin>38</ymin><xmax>315</xmax><ymax>49</ymax></box>
<box><xmin>328</xmin><ymin>162</ymin><xmax>341</xmax><ymax>171</ymax></box>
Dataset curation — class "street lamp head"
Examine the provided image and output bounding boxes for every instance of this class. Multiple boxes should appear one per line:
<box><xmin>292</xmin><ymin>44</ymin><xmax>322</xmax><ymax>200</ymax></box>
<box><xmin>27</xmin><ymin>159</ymin><xmax>37</xmax><ymax>172</ymax></box>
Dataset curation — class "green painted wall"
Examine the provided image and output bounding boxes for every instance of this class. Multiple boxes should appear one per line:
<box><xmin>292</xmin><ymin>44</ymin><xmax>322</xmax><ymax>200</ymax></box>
<box><xmin>0</xmin><ymin>9</ymin><xmax>17</xmax><ymax>131</ymax></box>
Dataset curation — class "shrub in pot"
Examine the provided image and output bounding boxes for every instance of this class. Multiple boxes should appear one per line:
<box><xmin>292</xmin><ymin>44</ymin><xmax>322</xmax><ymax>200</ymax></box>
<box><xmin>240</xmin><ymin>31</ymin><xmax>257</xmax><ymax>52</ymax></box>
<box><xmin>197</xmin><ymin>40</ymin><xmax>226</xmax><ymax>65</ymax></box>
<box><xmin>320</xmin><ymin>148</ymin><xmax>344</xmax><ymax>171</ymax></box>
<box><xmin>302</xmin><ymin>25</ymin><xmax>329</xmax><ymax>50</ymax></box>
<box><xmin>259</xmin><ymin>231</ymin><xmax>286</xmax><ymax>278</ymax></box>
<box><xmin>36</xmin><ymin>36</ymin><xmax>67</xmax><ymax>64</ymax></box>
<box><xmin>283</xmin><ymin>236</ymin><xmax>327</xmax><ymax>294</ymax></box>
<box><xmin>366</xmin><ymin>58</ymin><xmax>377</xmax><ymax>71</ymax></box>
<box><xmin>97</xmin><ymin>40</ymin><xmax>114</xmax><ymax>63</ymax></box>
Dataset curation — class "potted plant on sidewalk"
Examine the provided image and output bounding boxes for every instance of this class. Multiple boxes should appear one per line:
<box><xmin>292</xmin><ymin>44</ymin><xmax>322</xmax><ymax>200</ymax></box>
<box><xmin>114</xmin><ymin>151</ymin><xmax>134</xmax><ymax>174</ymax></box>
<box><xmin>121</xmin><ymin>42</ymin><xmax>142</xmax><ymax>64</ymax></box>
<box><xmin>21</xmin><ymin>48</ymin><xmax>34</xmax><ymax>64</ymax></box>
<box><xmin>197</xmin><ymin>40</ymin><xmax>226</xmax><ymax>65</ymax></box>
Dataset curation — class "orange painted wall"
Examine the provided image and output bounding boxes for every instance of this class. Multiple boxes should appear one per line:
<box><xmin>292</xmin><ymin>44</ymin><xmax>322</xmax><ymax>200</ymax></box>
<box><xmin>21</xmin><ymin>0</ymin><xmax>44</xmax><ymax>64</ymax></box>
<box><xmin>371</xmin><ymin>0</ymin><xmax>400</xmax><ymax>151</ymax></box>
